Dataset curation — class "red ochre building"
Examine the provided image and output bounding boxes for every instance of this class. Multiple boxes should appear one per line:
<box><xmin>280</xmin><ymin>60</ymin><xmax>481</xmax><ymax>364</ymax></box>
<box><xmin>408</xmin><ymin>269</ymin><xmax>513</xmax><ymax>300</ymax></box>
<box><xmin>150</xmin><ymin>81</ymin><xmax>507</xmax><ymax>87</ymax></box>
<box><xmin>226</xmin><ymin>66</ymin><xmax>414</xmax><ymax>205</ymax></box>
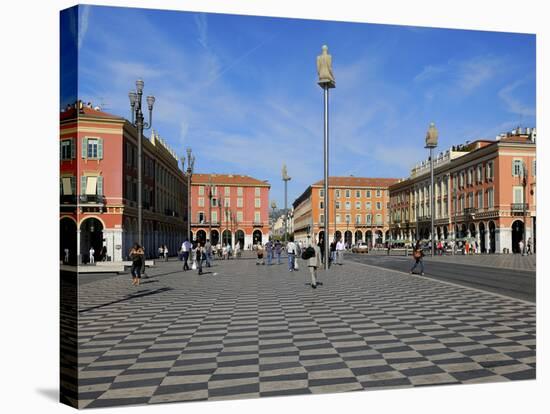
<box><xmin>389</xmin><ymin>128</ymin><xmax>536</xmax><ymax>253</ymax></box>
<box><xmin>60</xmin><ymin>102</ymin><xmax>188</xmax><ymax>264</ymax></box>
<box><xmin>190</xmin><ymin>174</ymin><xmax>270</xmax><ymax>249</ymax></box>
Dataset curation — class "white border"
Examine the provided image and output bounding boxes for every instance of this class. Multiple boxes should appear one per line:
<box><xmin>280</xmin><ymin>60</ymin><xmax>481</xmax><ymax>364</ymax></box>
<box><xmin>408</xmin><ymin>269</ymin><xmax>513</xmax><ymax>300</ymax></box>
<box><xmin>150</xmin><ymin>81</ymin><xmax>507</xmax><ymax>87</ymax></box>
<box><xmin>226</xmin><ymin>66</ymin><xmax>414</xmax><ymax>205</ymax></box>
<box><xmin>1</xmin><ymin>1</ymin><xmax>546</xmax><ymax>414</ymax></box>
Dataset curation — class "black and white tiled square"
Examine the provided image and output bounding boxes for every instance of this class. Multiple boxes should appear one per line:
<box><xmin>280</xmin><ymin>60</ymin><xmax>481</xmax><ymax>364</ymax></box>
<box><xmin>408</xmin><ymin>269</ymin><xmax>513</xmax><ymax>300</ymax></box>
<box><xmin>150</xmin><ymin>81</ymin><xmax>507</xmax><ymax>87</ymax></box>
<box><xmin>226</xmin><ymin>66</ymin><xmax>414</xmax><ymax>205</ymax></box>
<box><xmin>75</xmin><ymin>257</ymin><xmax>535</xmax><ymax>408</ymax></box>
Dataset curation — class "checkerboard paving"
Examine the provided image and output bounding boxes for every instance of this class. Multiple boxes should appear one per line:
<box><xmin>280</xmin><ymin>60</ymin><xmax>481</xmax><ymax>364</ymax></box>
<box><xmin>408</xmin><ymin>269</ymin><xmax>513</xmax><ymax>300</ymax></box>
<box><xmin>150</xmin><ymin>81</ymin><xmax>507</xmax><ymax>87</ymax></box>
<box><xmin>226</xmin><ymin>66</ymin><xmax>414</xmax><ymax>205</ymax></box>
<box><xmin>75</xmin><ymin>258</ymin><xmax>536</xmax><ymax>408</ymax></box>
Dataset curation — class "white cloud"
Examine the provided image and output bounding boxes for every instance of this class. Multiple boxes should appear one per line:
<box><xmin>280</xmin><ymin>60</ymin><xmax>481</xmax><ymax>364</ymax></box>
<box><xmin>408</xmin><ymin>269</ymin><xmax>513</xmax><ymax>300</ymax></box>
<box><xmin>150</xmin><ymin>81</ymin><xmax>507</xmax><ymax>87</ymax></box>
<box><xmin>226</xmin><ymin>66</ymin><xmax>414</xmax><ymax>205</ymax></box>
<box><xmin>498</xmin><ymin>80</ymin><xmax>535</xmax><ymax>117</ymax></box>
<box><xmin>194</xmin><ymin>13</ymin><xmax>208</xmax><ymax>49</ymax></box>
<box><xmin>77</xmin><ymin>5</ymin><xmax>91</xmax><ymax>50</ymax></box>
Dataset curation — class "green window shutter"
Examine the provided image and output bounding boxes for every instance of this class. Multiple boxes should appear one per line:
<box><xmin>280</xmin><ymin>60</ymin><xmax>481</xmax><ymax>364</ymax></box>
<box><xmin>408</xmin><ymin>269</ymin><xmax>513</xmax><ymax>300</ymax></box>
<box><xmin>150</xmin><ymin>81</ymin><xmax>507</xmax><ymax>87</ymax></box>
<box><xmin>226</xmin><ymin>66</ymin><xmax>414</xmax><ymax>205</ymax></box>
<box><xmin>71</xmin><ymin>138</ymin><xmax>76</xmax><ymax>159</ymax></box>
<box><xmin>71</xmin><ymin>176</ymin><xmax>76</xmax><ymax>195</ymax></box>
<box><xmin>81</xmin><ymin>176</ymin><xmax>87</xmax><ymax>195</ymax></box>
<box><xmin>98</xmin><ymin>138</ymin><xmax>104</xmax><ymax>159</ymax></box>
<box><xmin>59</xmin><ymin>141</ymin><xmax>62</xmax><ymax>160</ymax></box>
<box><xmin>60</xmin><ymin>178</ymin><xmax>63</xmax><ymax>195</ymax></box>
<box><xmin>97</xmin><ymin>176</ymin><xmax>104</xmax><ymax>195</ymax></box>
<box><xmin>82</xmin><ymin>138</ymin><xmax>88</xmax><ymax>158</ymax></box>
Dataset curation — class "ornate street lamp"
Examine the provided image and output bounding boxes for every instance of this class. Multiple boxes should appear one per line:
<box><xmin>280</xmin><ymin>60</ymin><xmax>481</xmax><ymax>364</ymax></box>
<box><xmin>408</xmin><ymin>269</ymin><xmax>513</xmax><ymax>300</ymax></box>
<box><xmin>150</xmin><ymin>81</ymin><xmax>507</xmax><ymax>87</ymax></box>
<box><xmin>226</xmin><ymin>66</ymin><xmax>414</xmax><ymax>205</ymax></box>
<box><xmin>270</xmin><ymin>200</ymin><xmax>277</xmax><ymax>239</ymax></box>
<box><xmin>128</xmin><ymin>79</ymin><xmax>155</xmax><ymax>250</ymax></box>
<box><xmin>282</xmin><ymin>164</ymin><xmax>291</xmax><ymax>244</ymax></box>
<box><xmin>182</xmin><ymin>148</ymin><xmax>195</xmax><ymax>242</ymax></box>
<box><xmin>425</xmin><ymin>122</ymin><xmax>438</xmax><ymax>256</ymax></box>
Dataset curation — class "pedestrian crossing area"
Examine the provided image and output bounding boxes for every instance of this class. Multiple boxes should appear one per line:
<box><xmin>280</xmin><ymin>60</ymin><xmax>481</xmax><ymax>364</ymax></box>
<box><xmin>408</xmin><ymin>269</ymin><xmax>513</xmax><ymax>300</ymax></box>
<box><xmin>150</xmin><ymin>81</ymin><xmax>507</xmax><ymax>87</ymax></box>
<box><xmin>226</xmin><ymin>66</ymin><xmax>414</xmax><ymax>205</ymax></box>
<box><xmin>73</xmin><ymin>258</ymin><xmax>536</xmax><ymax>408</ymax></box>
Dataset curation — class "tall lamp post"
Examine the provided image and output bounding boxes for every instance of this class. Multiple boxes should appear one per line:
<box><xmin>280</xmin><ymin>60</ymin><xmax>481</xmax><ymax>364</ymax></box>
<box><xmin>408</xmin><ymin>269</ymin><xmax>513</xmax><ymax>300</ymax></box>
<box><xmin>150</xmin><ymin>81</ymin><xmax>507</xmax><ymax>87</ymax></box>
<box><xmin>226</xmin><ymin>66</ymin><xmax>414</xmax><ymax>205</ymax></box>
<box><xmin>128</xmin><ymin>79</ymin><xmax>155</xmax><ymax>250</ymax></box>
<box><xmin>184</xmin><ymin>148</ymin><xmax>195</xmax><ymax>242</ymax></box>
<box><xmin>452</xmin><ymin>186</ymin><xmax>458</xmax><ymax>255</ymax></box>
<box><xmin>521</xmin><ymin>162</ymin><xmax>527</xmax><ymax>256</ymax></box>
<box><xmin>207</xmin><ymin>175</ymin><xmax>214</xmax><ymax>243</ymax></box>
<box><xmin>425</xmin><ymin>122</ymin><xmax>438</xmax><ymax>257</ymax></box>
<box><xmin>317</xmin><ymin>44</ymin><xmax>335</xmax><ymax>271</ymax></box>
<box><xmin>282</xmin><ymin>164</ymin><xmax>291</xmax><ymax>243</ymax></box>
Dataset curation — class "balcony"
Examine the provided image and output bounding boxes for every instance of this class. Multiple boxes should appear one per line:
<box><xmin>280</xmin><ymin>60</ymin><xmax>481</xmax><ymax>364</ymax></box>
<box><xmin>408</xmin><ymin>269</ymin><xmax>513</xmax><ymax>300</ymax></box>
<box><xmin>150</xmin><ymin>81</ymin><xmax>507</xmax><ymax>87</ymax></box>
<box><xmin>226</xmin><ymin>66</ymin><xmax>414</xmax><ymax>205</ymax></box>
<box><xmin>464</xmin><ymin>207</ymin><xmax>477</xmax><ymax>216</ymax></box>
<box><xmin>79</xmin><ymin>194</ymin><xmax>105</xmax><ymax>204</ymax></box>
<box><xmin>511</xmin><ymin>203</ymin><xmax>529</xmax><ymax>212</ymax></box>
<box><xmin>253</xmin><ymin>221</ymin><xmax>264</xmax><ymax>227</ymax></box>
<box><xmin>60</xmin><ymin>195</ymin><xmax>77</xmax><ymax>205</ymax></box>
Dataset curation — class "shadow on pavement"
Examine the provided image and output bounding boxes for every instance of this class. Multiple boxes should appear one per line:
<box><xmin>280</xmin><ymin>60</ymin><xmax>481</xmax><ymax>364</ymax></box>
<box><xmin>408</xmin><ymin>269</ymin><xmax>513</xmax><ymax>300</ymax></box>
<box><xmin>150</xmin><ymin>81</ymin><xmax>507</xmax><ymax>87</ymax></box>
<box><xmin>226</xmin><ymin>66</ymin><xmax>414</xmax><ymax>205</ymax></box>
<box><xmin>79</xmin><ymin>287</ymin><xmax>173</xmax><ymax>314</ymax></box>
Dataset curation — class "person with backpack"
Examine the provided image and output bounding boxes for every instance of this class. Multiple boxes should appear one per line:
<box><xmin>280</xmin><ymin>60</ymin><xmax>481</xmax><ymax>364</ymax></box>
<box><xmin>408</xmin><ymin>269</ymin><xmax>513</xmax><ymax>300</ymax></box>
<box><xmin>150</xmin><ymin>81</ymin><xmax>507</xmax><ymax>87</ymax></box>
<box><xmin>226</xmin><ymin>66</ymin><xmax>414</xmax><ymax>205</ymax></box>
<box><xmin>410</xmin><ymin>241</ymin><xmax>424</xmax><ymax>275</ymax></box>
<box><xmin>274</xmin><ymin>240</ymin><xmax>282</xmax><ymax>264</ymax></box>
<box><xmin>303</xmin><ymin>237</ymin><xmax>321</xmax><ymax>288</ymax></box>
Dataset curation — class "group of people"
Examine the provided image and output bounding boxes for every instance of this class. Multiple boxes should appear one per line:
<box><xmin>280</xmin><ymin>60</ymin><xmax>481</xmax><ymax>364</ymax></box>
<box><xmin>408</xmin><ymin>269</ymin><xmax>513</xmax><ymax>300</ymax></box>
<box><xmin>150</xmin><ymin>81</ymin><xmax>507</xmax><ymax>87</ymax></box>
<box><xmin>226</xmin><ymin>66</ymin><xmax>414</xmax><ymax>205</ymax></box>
<box><xmin>157</xmin><ymin>245</ymin><xmax>169</xmax><ymax>261</ymax></box>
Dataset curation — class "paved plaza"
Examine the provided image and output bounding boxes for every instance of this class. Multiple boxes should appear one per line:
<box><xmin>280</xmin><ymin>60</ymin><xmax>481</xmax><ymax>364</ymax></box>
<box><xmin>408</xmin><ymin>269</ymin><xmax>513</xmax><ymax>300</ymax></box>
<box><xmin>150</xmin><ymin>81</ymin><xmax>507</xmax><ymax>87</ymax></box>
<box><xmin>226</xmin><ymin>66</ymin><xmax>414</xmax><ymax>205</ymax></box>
<box><xmin>75</xmin><ymin>256</ymin><xmax>536</xmax><ymax>408</ymax></box>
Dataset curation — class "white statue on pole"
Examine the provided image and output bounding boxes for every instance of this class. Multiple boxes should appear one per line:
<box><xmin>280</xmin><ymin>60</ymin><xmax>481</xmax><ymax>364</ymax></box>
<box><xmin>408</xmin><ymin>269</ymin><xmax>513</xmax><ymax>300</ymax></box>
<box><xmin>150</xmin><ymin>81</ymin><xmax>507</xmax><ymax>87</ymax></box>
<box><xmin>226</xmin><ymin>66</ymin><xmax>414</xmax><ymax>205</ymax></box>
<box><xmin>317</xmin><ymin>45</ymin><xmax>335</xmax><ymax>88</ymax></box>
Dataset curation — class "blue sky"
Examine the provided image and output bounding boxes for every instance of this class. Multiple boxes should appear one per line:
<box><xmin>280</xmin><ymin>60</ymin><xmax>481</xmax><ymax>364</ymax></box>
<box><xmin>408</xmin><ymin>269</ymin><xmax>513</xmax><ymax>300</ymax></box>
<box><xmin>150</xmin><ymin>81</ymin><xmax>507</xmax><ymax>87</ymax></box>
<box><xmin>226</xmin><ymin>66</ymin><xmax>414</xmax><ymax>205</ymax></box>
<box><xmin>63</xmin><ymin>4</ymin><xmax>536</xmax><ymax>207</ymax></box>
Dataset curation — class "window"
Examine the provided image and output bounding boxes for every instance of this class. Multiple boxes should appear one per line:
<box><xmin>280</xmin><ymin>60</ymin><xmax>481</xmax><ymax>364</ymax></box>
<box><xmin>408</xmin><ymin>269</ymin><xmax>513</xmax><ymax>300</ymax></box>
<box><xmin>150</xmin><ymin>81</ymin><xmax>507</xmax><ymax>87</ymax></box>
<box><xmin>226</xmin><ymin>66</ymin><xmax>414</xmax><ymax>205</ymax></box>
<box><xmin>224</xmin><ymin>186</ymin><xmax>230</xmax><ymax>196</ymax></box>
<box><xmin>211</xmin><ymin>198</ymin><xmax>218</xmax><ymax>207</ymax></box>
<box><xmin>335</xmin><ymin>189</ymin><xmax>341</xmax><ymax>198</ymax></box>
<box><xmin>355</xmin><ymin>201</ymin><xmax>361</xmax><ymax>209</ymax></box>
<box><xmin>468</xmin><ymin>192</ymin><xmax>474</xmax><ymax>208</ymax></box>
<box><xmin>236</xmin><ymin>211</ymin><xmax>243</xmax><ymax>222</ymax></box>
<box><xmin>376</xmin><ymin>189</ymin><xmax>381</xmax><ymax>197</ymax></box>
<box><xmin>513</xmin><ymin>186</ymin><xmax>524</xmax><ymax>203</ymax></box>
<box><xmin>345</xmin><ymin>189</ymin><xmax>351</xmax><ymax>198</ymax></box>
<box><xmin>320</xmin><ymin>201</ymin><xmax>324</xmax><ymax>209</ymax></box>
<box><xmin>336</xmin><ymin>214</ymin><xmax>341</xmax><ymax>224</ymax></box>
<box><xmin>335</xmin><ymin>201</ymin><xmax>340</xmax><ymax>209</ymax></box>
<box><xmin>198</xmin><ymin>212</ymin><xmax>205</xmax><ymax>223</ymax></box>
<box><xmin>477</xmin><ymin>165</ymin><xmax>483</xmax><ymax>183</ymax></box>
<box><xmin>254</xmin><ymin>211</ymin><xmax>261</xmax><ymax>222</ymax></box>
<box><xmin>60</xmin><ymin>139</ymin><xmax>74</xmax><ymax>160</ymax></box>
<box><xmin>60</xmin><ymin>176</ymin><xmax>76</xmax><ymax>195</ymax></box>
<box><xmin>355</xmin><ymin>214</ymin><xmax>361</xmax><ymax>224</ymax></box>
<box><xmin>211</xmin><ymin>211</ymin><xmax>218</xmax><ymax>223</ymax></box>
<box><xmin>366</xmin><ymin>190</ymin><xmax>371</xmax><ymax>198</ymax></box>
<box><xmin>375</xmin><ymin>214</ymin><xmax>382</xmax><ymax>225</ymax></box>
<box><xmin>83</xmin><ymin>138</ymin><xmax>103</xmax><ymax>159</ymax></box>
<box><xmin>320</xmin><ymin>189</ymin><xmax>325</xmax><ymax>198</ymax></box>
<box><xmin>198</xmin><ymin>197</ymin><xmax>204</xmax><ymax>207</ymax></box>
<box><xmin>198</xmin><ymin>186</ymin><xmax>205</xmax><ymax>196</ymax></box>
<box><xmin>237</xmin><ymin>198</ymin><xmax>243</xmax><ymax>208</ymax></box>
<box><xmin>365</xmin><ymin>201</ymin><xmax>372</xmax><ymax>210</ymax></box>
<box><xmin>345</xmin><ymin>214</ymin><xmax>351</xmax><ymax>223</ymax></box>
<box><xmin>224</xmin><ymin>198</ymin><xmax>230</xmax><ymax>207</ymax></box>
<box><xmin>376</xmin><ymin>202</ymin><xmax>381</xmax><ymax>210</ymax></box>
<box><xmin>254</xmin><ymin>198</ymin><xmax>261</xmax><ymax>208</ymax></box>
<box><xmin>255</xmin><ymin>187</ymin><xmax>261</xmax><ymax>196</ymax></box>
<box><xmin>345</xmin><ymin>201</ymin><xmax>351</xmax><ymax>210</ymax></box>
<box><xmin>366</xmin><ymin>214</ymin><xmax>372</xmax><ymax>224</ymax></box>
<box><xmin>459</xmin><ymin>172</ymin><xmax>465</xmax><ymax>188</ymax></box>
<box><xmin>467</xmin><ymin>169</ymin><xmax>473</xmax><ymax>186</ymax></box>
<box><xmin>487</xmin><ymin>188</ymin><xmax>494</xmax><ymax>208</ymax></box>
<box><xmin>460</xmin><ymin>195</ymin><xmax>465</xmax><ymax>212</ymax></box>
<box><xmin>211</xmin><ymin>186</ymin><xmax>218</xmax><ymax>196</ymax></box>
<box><xmin>512</xmin><ymin>159</ymin><xmax>524</xmax><ymax>177</ymax></box>
<box><xmin>80</xmin><ymin>175</ymin><xmax>102</xmax><ymax>195</ymax></box>
<box><xmin>486</xmin><ymin>161</ymin><xmax>494</xmax><ymax>180</ymax></box>
<box><xmin>237</xmin><ymin>187</ymin><xmax>243</xmax><ymax>196</ymax></box>
<box><xmin>355</xmin><ymin>190</ymin><xmax>361</xmax><ymax>198</ymax></box>
<box><xmin>532</xmin><ymin>159</ymin><xmax>536</xmax><ymax>176</ymax></box>
<box><xmin>477</xmin><ymin>191</ymin><xmax>483</xmax><ymax>209</ymax></box>
<box><xmin>319</xmin><ymin>214</ymin><xmax>324</xmax><ymax>223</ymax></box>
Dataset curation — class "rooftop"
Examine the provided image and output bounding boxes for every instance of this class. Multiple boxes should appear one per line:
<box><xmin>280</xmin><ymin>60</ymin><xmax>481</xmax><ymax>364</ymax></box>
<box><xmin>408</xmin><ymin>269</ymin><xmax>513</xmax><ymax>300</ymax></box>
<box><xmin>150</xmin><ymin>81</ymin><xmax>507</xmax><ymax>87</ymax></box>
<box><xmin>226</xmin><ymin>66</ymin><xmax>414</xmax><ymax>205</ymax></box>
<box><xmin>192</xmin><ymin>173</ymin><xmax>271</xmax><ymax>187</ymax></box>
<box><xmin>312</xmin><ymin>176</ymin><xmax>400</xmax><ymax>188</ymax></box>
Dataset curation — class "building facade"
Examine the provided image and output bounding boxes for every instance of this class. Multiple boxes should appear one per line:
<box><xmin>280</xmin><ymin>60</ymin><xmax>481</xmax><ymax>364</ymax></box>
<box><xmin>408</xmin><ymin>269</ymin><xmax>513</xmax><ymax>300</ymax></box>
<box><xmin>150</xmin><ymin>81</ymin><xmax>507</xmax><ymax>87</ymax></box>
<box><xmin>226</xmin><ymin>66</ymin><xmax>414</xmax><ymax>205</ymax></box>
<box><xmin>190</xmin><ymin>174</ymin><xmax>270</xmax><ymax>249</ymax></box>
<box><xmin>293</xmin><ymin>177</ymin><xmax>399</xmax><ymax>247</ymax></box>
<box><xmin>60</xmin><ymin>102</ymin><xmax>188</xmax><ymax>263</ymax></box>
<box><xmin>389</xmin><ymin>129</ymin><xmax>536</xmax><ymax>253</ymax></box>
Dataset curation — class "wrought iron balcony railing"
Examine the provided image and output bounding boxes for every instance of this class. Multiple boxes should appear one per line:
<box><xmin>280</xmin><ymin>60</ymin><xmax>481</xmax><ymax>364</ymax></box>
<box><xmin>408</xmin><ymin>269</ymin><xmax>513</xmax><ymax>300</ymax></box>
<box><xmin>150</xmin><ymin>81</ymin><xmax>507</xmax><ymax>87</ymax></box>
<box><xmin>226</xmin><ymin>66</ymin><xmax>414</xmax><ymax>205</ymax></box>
<box><xmin>79</xmin><ymin>194</ymin><xmax>106</xmax><ymax>204</ymax></box>
<box><xmin>511</xmin><ymin>203</ymin><xmax>529</xmax><ymax>212</ymax></box>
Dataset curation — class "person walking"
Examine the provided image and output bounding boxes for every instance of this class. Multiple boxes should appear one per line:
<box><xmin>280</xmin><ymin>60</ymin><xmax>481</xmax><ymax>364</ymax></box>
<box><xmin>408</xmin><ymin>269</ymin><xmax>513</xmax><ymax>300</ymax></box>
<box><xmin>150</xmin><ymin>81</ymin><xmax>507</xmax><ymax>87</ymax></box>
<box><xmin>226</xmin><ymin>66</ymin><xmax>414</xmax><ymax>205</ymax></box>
<box><xmin>63</xmin><ymin>248</ymin><xmax>70</xmax><ymax>264</ymax></box>
<box><xmin>336</xmin><ymin>237</ymin><xmax>345</xmax><ymax>265</ymax></box>
<box><xmin>527</xmin><ymin>237</ymin><xmax>532</xmax><ymax>255</ymax></box>
<box><xmin>196</xmin><ymin>242</ymin><xmax>205</xmax><ymax>275</ymax></box>
<box><xmin>318</xmin><ymin>237</ymin><xmax>325</xmax><ymax>264</ymax></box>
<box><xmin>307</xmin><ymin>238</ymin><xmax>322</xmax><ymax>289</ymax></box>
<box><xmin>265</xmin><ymin>239</ymin><xmax>273</xmax><ymax>265</ymax></box>
<box><xmin>518</xmin><ymin>239</ymin><xmax>524</xmax><ymax>254</ymax></box>
<box><xmin>287</xmin><ymin>239</ymin><xmax>297</xmax><ymax>272</ymax></box>
<box><xmin>158</xmin><ymin>245</ymin><xmax>164</xmax><ymax>259</ymax></box>
<box><xmin>222</xmin><ymin>244</ymin><xmax>228</xmax><ymax>260</ymax></box>
<box><xmin>205</xmin><ymin>239</ymin><xmax>213</xmax><ymax>267</ymax></box>
<box><xmin>274</xmin><ymin>240</ymin><xmax>282</xmax><ymax>264</ymax></box>
<box><xmin>163</xmin><ymin>245</ymin><xmax>169</xmax><ymax>261</ymax></box>
<box><xmin>129</xmin><ymin>243</ymin><xmax>145</xmax><ymax>286</ymax></box>
<box><xmin>410</xmin><ymin>241</ymin><xmax>424</xmax><ymax>275</ymax></box>
<box><xmin>181</xmin><ymin>239</ymin><xmax>191</xmax><ymax>271</ymax></box>
<box><xmin>256</xmin><ymin>242</ymin><xmax>265</xmax><ymax>265</ymax></box>
<box><xmin>89</xmin><ymin>246</ymin><xmax>95</xmax><ymax>264</ymax></box>
<box><xmin>329</xmin><ymin>238</ymin><xmax>337</xmax><ymax>267</ymax></box>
